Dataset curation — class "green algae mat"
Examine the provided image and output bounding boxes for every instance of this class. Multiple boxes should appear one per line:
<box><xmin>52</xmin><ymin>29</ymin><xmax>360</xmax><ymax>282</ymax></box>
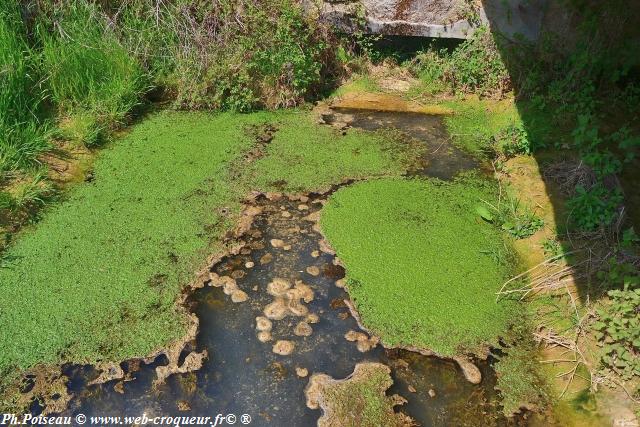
<box><xmin>320</xmin><ymin>177</ymin><xmax>518</xmax><ymax>356</ymax></box>
<box><xmin>0</xmin><ymin>110</ymin><xmax>419</xmax><ymax>375</ymax></box>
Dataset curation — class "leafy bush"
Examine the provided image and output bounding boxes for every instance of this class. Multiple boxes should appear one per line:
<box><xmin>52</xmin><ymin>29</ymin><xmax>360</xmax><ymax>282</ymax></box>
<box><xmin>410</xmin><ymin>27</ymin><xmax>510</xmax><ymax>97</ymax></box>
<box><xmin>566</xmin><ymin>183</ymin><xmax>623</xmax><ymax>231</ymax></box>
<box><xmin>594</xmin><ymin>288</ymin><xmax>640</xmax><ymax>380</ymax></box>
<box><xmin>119</xmin><ymin>0</ymin><xmax>334</xmax><ymax>111</ymax></box>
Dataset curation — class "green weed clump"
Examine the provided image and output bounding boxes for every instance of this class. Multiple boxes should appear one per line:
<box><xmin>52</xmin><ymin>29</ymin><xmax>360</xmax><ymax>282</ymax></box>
<box><xmin>594</xmin><ymin>288</ymin><xmax>640</xmax><ymax>380</ymax></box>
<box><xmin>320</xmin><ymin>176</ymin><xmax>519</xmax><ymax>356</ymax></box>
<box><xmin>38</xmin><ymin>1</ymin><xmax>147</xmax><ymax>146</ymax></box>
<box><xmin>0</xmin><ymin>2</ymin><xmax>48</xmax><ymax>174</ymax></box>
<box><xmin>477</xmin><ymin>195</ymin><xmax>544</xmax><ymax>239</ymax></box>
<box><xmin>409</xmin><ymin>27</ymin><xmax>511</xmax><ymax>98</ymax></box>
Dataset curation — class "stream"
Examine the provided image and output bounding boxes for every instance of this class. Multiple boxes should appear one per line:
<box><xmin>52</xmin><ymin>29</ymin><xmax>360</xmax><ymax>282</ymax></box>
<box><xmin>44</xmin><ymin>109</ymin><xmax>529</xmax><ymax>426</ymax></box>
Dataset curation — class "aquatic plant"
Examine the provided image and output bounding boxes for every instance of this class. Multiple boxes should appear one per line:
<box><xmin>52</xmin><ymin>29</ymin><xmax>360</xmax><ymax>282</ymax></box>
<box><xmin>321</xmin><ymin>176</ymin><xmax>518</xmax><ymax>356</ymax></box>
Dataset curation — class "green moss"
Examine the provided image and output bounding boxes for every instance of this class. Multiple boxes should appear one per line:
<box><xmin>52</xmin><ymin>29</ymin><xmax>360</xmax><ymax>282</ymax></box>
<box><xmin>320</xmin><ymin>176</ymin><xmax>518</xmax><ymax>356</ymax></box>
<box><xmin>0</xmin><ymin>108</ymin><xmax>419</xmax><ymax>376</ymax></box>
<box><xmin>244</xmin><ymin>113</ymin><xmax>423</xmax><ymax>192</ymax></box>
<box><xmin>0</xmin><ymin>110</ymin><xmax>264</xmax><ymax>373</ymax></box>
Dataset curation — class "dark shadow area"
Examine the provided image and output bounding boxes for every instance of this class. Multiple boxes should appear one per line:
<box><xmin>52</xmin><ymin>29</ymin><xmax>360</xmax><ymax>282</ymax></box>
<box><xmin>481</xmin><ymin>0</ymin><xmax>640</xmax><ymax>302</ymax></box>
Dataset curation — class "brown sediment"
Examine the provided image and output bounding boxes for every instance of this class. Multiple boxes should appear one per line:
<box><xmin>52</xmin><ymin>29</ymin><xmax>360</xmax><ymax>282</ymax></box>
<box><xmin>330</xmin><ymin>92</ymin><xmax>452</xmax><ymax>115</ymax></box>
<box><xmin>304</xmin><ymin>362</ymin><xmax>414</xmax><ymax>427</ymax></box>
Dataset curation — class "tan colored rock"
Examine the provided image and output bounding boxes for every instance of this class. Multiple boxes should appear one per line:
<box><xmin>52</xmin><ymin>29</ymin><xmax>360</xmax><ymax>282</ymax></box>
<box><xmin>294</xmin><ymin>321</ymin><xmax>313</xmax><ymax>337</ymax></box>
<box><xmin>272</xmin><ymin>340</ymin><xmax>295</xmax><ymax>356</ymax></box>
<box><xmin>335</xmin><ymin>279</ymin><xmax>346</xmax><ymax>288</ymax></box>
<box><xmin>245</xmin><ymin>261</ymin><xmax>255</xmax><ymax>268</ymax></box>
<box><xmin>306</xmin><ymin>266</ymin><xmax>320</xmax><ymax>276</ymax></box>
<box><xmin>303</xmin><ymin>211</ymin><xmax>320</xmax><ymax>222</ymax></box>
<box><xmin>177</xmin><ymin>400</ymin><xmax>191</xmax><ymax>411</ymax></box>
<box><xmin>296</xmin><ymin>367</ymin><xmax>309</xmax><ymax>378</ymax></box>
<box><xmin>298</xmin><ymin>204</ymin><xmax>309</xmax><ymax>211</ymax></box>
<box><xmin>282</xmin><ymin>211</ymin><xmax>292</xmax><ymax>218</ymax></box>
<box><xmin>453</xmin><ymin>356</ymin><xmax>482</xmax><ymax>384</ymax></box>
<box><xmin>283</xmin><ymin>244</ymin><xmax>292</xmax><ymax>251</ymax></box>
<box><xmin>255</xmin><ymin>316</ymin><xmax>273</xmax><ymax>332</ymax></box>
<box><xmin>306</xmin><ymin>313</ymin><xmax>320</xmax><ymax>324</ymax></box>
<box><xmin>257</xmin><ymin>331</ymin><xmax>272</xmax><ymax>343</ymax></box>
<box><xmin>231</xmin><ymin>290</ymin><xmax>248</xmax><ymax>303</ymax></box>
<box><xmin>428</xmin><ymin>388</ymin><xmax>436</xmax><ymax>398</ymax></box>
<box><xmin>230</xmin><ymin>270</ymin><xmax>245</xmax><ymax>279</ymax></box>
<box><xmin>311</xmin><ymin>250</ymin><xmax>320</xmax><ymax>258</ymax></box>
<box><xmin>294</xmin><ymin>280</ymin><xmax>315</xmax><ymax>303</ymax></box>
<box><xmin>264</xmin><ymin>298</ymin><xmax>289</xmax><ymax>320</ymax></box>
<box><xmin>287</xmin><ymin>298</ymin><xmax>309</xmax><ymax>317</ymax></box>
<box><xmin>267</xmin><ymin>278</ymin><xmax>291</xmax><ymax>296</ymax></box>
<box><xmin>270</xmin><ymin>239</ymin><xmax>285</xmax><ymax>248</ymax></box>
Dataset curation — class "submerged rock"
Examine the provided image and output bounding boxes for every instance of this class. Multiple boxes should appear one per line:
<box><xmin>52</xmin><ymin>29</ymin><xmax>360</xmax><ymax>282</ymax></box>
<box><xmin>270</xmin><ymin>238</ymin><xmax>285</xmax><ymax>248</ymax></box>
<box><xmin>257</xmin><ymin>331</ymin><xmax>272</xmax><ymax>343</ymax></box>
<box><xmin>259</xmin><ymin>253</ymin><xmax>273</xmax><ymax>264</ymax></box>
<box><xmin>306</xmin><ymin>313</ymin><xmax>320</xmax><ymax>324</ymax></box>
<box><xmin>311</xmin><ymin>250</ymin><xmax>320</xmax><ymax>258</ymax></box>
<box><xmin>344</xmin><ymin>330</ymin><xmax>379</xmax><ymax>352</ymax></box>
<box><xmin>453</xmin><ymin>356</ymin><xmax>482</xmax><ymax>385</ymax></box>
<box><xmin>272</xmin><ymin>340</ymin><xmax>295</xmax><ymax>356</ymax></box>
<box><xmin>267</xmin><ymin>278</ymin><xmax>292</xmax><ymax>296</ymax></box>
<box><xmin>296</xmin><ymin>367</ymin><xmax>309</xmax><ymax>378</ymax></box>
<box><xmin>306</xmin><ymin>266</ymin><xmax>320</xmax><ymax>276</ymax></box>
<box><xmin>177</xmin><ymin>400</ymin><xmax>191</xmax><ymax>411</ymax></box>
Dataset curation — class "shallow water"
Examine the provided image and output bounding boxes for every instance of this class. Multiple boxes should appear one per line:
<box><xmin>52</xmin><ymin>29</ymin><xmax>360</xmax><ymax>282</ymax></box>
<box><xmin>330</xmin><ymin>107</ymin><xmax>483</xmax><ymax>180</ymax></box>
<box><xmin>30</xmin><ymin>110</ymin><xmax>537</xmax><ymax>426</ymax></box>
<box><xmin>53</xmin><ymin>195</ymin><xmax>529</xmax><ymax>426</ymax></box>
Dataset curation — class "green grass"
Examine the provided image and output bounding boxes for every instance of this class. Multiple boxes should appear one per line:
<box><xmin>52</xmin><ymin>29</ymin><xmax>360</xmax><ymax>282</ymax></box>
<box><xmin>244</xmin><ymin>116</ymin><xmax>424</xmax><ymax>192</ymax></box>
<box><xmin>0</xmin><ymin>2</ymin><xmax>48</xmax><ymax>174</ymax></box>
<box><xmin>441</xmin><ymin>97</ymin><xmax>520</xmax><ymax>155</ymax></box>
<box><xmin>39</xmin><ymin>1</ymin><xmax>146</xmax><ymax>146</ymax></box>
<box><xmin>320</xmin><ymin>176</ymin><xmax>518</xmax><ymax>356</ymax></box>
<box><xmin>0</xmin><ymin>109</ymin><xmax>419</xmax><ymax>376</ymax></box>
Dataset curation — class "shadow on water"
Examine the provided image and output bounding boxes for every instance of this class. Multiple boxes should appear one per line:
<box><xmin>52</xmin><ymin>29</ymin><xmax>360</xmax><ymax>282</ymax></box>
<box><xmin>56</xmin><ymin>192</ymin><xmax>529</xmax><ymax>426</ymax></box>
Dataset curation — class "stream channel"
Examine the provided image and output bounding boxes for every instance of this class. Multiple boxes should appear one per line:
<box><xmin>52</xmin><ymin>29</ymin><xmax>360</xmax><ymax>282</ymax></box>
<box><xmin>45</xmin><ymin>109</ymin><xmax>530</xmax><ymax>426</ymax></box>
